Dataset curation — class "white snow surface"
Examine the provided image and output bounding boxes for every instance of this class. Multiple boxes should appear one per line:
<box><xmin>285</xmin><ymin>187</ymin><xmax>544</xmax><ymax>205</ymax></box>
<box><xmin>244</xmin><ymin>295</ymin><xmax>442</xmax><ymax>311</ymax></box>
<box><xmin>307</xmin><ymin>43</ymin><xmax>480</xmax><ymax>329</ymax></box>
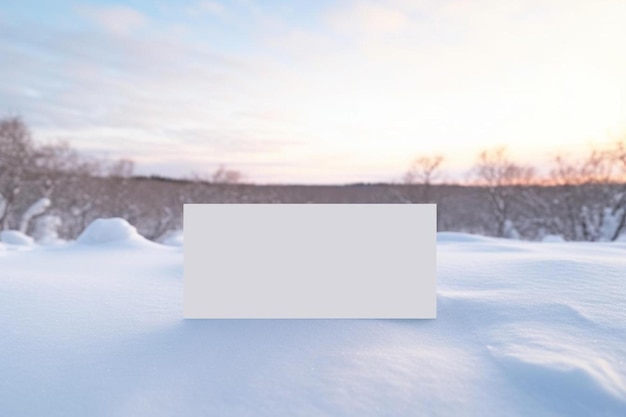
<box><xmin>1</xmin><ymin>228</ymin><xmax>625</xmax><ymax>416</ymax></box>
<box><xmin>76</xmin><ymin>217</ymin><xmax>157</xmax><ymax>248</ymax></box>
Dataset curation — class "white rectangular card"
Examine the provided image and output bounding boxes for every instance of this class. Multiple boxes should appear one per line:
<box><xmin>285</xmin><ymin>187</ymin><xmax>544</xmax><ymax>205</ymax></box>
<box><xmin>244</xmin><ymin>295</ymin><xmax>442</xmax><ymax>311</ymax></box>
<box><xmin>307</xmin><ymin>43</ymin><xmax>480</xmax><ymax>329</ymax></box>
<box><xmin>184</xmin><ymin>204</ymin><xmax>436</xmax><ymax>318</ymax></box>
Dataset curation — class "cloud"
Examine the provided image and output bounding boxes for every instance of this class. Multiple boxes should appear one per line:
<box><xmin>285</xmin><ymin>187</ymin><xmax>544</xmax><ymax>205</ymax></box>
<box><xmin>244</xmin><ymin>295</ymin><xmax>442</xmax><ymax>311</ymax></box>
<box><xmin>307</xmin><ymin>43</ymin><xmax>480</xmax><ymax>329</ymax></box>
<box><xmin>0</xmin><ymin>11</ymin><xmax>278</xmax><ymax>165</ymax></box>
<box><xmin>77</xmin><ymin>4</ymin><xmax>147</xmax><ymax>36</ymax></box>
<box><xmin>1</xmin><ymin>0</ymin><xmax>625</xmax><ymax>183</ymax></box>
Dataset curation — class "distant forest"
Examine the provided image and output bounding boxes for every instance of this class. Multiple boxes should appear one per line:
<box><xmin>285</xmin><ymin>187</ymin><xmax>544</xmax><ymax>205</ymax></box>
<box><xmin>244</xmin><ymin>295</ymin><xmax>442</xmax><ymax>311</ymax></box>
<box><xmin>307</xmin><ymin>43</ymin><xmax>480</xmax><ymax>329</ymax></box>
<box><xmin>1</xmin><ymin>116</ymin><xmax>625</xmax><ymax>242</ymax></box>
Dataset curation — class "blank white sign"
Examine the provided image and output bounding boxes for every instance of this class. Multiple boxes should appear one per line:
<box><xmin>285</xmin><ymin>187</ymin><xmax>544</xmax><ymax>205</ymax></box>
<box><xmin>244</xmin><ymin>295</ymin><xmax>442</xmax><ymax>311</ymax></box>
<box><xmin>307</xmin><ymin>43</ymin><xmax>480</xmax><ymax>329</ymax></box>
<box><xmin>184</xmin><ymin>204</ymin><xmax>436</xmax><ymax>319</ymax></box>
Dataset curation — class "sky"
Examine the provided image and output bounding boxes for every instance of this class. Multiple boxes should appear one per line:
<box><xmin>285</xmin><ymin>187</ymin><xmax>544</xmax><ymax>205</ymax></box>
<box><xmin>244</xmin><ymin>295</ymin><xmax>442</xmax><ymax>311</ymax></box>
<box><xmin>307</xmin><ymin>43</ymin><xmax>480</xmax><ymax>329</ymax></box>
<box><xmin>1</xmin><ymin>0</ymin><xmax>625</xmax><ymax>184</ymax></box>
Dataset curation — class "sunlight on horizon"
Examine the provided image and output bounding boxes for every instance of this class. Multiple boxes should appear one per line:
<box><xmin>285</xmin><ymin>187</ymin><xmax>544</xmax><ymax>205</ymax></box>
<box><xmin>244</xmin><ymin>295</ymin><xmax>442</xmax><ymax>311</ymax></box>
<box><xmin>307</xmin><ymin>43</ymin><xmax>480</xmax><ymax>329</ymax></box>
<box><xmin>1</xmin><ymin>0</ymin><xmax>625</xmax><ymax>183</ymax></box>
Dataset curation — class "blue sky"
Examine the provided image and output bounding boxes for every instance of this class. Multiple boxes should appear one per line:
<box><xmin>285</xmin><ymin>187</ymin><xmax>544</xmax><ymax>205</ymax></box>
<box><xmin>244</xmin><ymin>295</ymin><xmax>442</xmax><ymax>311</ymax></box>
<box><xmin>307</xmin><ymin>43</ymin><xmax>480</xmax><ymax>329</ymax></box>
<box><xmin>1</xmin><ymin>0</ymin><xmax>625</xmax><ymax>183</ymax></box>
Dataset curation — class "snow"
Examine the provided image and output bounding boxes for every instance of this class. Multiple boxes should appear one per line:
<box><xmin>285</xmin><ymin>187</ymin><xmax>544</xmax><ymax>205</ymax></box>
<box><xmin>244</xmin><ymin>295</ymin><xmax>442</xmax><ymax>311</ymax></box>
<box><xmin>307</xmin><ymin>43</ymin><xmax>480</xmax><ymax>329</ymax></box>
<box><xmin>32</xmin><ymin>214</ymin><xmax>64</xmax><ymax>245</ymax></box>
<box><xmin>19</xmin><ymin>197</ymin><xmax>51</xmax><ymax>233</ymax></box>
<box><xmin>76</xmin><ymin>217</ymin><xmax>138</xmax><ymax>244</ymax></box>
<box><xmin>75</xmin><ymin>217</ymin><xmax>160</xmax><ymax>248</ymax></box>
<box><xmin>158</xmin><ymin>229</ymin><xmax>184</xmax><ymax>247</ymax></box>
<box><xmin>542</xmin><ymin>234</ymin><xmax>566</xmax><ymax>242</ymax></box>
<box><xmin>0</xmin><ymin>230</ymin><xmax>34</xmax><ymax>246</ymax></box>
<box><xmin>1</xmin><ymin>224</ymin><xmax>625</xmax><ymax>416</ymax></box>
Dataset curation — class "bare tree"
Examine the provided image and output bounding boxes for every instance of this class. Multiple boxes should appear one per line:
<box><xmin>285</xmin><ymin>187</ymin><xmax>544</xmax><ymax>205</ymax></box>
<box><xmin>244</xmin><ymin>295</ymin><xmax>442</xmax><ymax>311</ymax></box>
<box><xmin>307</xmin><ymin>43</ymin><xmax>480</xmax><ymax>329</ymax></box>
<box><xmin>0</xmin><ymin>117</ymin><xmax>36</xmax><ymax>229</ymax></box>
<box><xmin>27</xmin><ymin>140</ymin><xmax>105</xmax><ymax>237</ymax></box>
<box><xmin>402</xmin><ymin>154</ymin><xmax>444</xmax><ymax>202</ymax></box>
<box><xmin>549</xmin><ymin>141</ymin><xmax>626</xmax><ymax>241</ymax></box>
<box><xmin>403</xmin><ymin>155</ymin><xmax>444</xmax><ymax>203</ymax></box>
<box><xmin>212</xmin><ymin>164</ymin><xmax>244</xmax><ymax>184</ymax></box>
<box><xmin>404</xmin><ymin>155</ymin><xmax>444</xmax><ymax>185</ymax></box>
<box><xmin>108</xmin><ymin>158</ymin><xmax>135</xmax><ymax>178</ymax></box>
<box><xmin>188</xmin><ymin>165</ymin><xmax>246</xmax><ymax>185</ymax></box>
<box><xmin>471</xmin><ymin>147</ymin><xmax>535</xmax><ymax>237</ymax></box>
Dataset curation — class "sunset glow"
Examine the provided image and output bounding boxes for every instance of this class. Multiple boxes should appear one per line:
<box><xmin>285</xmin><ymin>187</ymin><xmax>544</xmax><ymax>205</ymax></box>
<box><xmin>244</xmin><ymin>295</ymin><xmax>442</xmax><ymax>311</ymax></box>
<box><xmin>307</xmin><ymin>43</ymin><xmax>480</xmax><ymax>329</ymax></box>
<box><xmin>1</xmin><ymin>0</ymin><xmax>625</xmax><ymax>183</ymax></box>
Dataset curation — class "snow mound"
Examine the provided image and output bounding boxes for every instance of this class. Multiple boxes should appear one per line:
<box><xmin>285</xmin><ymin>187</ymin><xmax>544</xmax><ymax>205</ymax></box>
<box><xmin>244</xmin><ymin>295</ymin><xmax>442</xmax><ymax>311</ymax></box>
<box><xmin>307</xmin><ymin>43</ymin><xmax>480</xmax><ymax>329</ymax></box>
<box><xmin>0</xmin><ymin>230</ymin><xmax>34</xmax><ymax>246</ymax></box>
<box><xmin>76</xmin><ymin>218</ymin><xmax>141</xmax><ymax>245</ymax></box>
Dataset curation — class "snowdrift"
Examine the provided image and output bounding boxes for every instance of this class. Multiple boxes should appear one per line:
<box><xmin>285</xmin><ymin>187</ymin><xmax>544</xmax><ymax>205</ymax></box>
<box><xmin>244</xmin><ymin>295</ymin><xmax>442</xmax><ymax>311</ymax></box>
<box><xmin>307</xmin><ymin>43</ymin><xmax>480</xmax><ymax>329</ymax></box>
<box><xmin>1</xmin><ymin>226</ymin><xmax>625</xmax><ymax>416</ymax></box>
<box><xmin>75</xmin><ymin>217</ymin><xmax>162</xmax><ymax>248</ymax></box>
<box><xmin>0</xmin><ymin>230</ymin><xmax>34</xmax><ymax>246</ymax></box>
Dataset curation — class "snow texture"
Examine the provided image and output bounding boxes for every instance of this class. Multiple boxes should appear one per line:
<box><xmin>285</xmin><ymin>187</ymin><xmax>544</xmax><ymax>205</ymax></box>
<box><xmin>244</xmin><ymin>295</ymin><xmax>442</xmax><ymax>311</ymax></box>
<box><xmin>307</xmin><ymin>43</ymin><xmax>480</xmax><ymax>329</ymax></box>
<box><xmin>0</xmin><ymin>227</ymin><xmax>625</xmax><ymax>416</ymax></box>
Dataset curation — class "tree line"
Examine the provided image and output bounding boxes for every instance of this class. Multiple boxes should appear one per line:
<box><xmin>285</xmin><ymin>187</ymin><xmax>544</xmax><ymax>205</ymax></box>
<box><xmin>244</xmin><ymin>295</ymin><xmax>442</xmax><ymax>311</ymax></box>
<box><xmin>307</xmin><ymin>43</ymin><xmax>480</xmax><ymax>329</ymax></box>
<box><xmin>2</xmin><ymin>116</ymin><xmax>625</xmax><ymax>242</ymax></box>
<box><xmin>0</xmin><ymin>116</ymin><xmax>242</xmax><ymax>242</ymax></box>
<box><xmin>401</xmin><ymin>142</ymin><xmax>626</xmax><ymax>241</ymax></box>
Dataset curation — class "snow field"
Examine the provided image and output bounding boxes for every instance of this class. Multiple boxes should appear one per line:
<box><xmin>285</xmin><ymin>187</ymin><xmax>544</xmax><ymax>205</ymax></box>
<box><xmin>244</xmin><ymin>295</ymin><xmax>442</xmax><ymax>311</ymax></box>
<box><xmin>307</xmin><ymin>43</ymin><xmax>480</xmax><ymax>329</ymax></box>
<box><xmin>0</xmin><ymin>221</ymin><xmax>625</xmax><ymax>416</ymax></box>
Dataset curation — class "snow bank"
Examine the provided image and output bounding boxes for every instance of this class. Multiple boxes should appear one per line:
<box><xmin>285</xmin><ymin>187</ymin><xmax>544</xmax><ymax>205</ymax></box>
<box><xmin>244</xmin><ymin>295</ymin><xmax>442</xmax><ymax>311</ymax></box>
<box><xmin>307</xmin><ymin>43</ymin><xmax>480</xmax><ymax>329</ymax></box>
<box><xmin>0</xmin><ymin>233</ymin><xmax>624</xmax><ymax>416</ymax></box>
<box><xmin>76</xmin><ymin>218</ymin><xmax>139</xmax><ymax>244</ymax></box>
<box><xmin>75</xmin><ymin>217</ymin><xmax>161</xmax><ymax>249</ymax></box>
<box><xmin>0</xmin><ymin>230</ymin><xmax>34</xmax><ymax>246</ymax></box>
